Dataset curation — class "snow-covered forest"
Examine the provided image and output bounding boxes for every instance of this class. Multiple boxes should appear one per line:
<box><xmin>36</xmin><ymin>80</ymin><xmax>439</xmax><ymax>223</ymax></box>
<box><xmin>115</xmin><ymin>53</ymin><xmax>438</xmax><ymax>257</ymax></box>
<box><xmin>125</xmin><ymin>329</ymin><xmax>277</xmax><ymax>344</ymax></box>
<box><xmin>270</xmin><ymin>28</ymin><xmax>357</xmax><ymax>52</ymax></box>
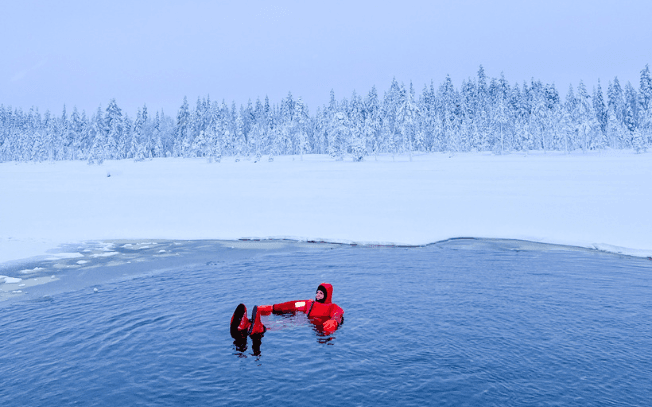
<box><xmin>1</xmin><ymin>65</ymin><xmax>651</xmax><ymax>164</ymax></box>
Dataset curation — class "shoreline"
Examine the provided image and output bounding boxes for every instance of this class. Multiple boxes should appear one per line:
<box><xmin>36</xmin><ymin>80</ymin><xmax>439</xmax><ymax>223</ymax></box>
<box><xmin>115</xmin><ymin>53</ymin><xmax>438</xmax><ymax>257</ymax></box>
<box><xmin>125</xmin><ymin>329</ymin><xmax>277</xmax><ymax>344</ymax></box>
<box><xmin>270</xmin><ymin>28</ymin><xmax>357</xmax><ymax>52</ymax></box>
<box><xmin>2</xmin><ymin>236</ymin><xmax>650</xmax><ymax>270</ymax></box>
<box><xmin>2</xmin><ymin>237</ymin><xmax>649</xmax><ymax>304</ymax></box>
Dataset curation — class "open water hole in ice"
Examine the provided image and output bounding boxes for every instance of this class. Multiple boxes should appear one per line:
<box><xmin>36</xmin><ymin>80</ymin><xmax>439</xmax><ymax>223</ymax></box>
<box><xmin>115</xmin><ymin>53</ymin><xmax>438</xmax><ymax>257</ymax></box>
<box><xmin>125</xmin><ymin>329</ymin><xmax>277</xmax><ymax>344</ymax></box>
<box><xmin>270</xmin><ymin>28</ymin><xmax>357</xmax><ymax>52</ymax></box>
<box><xmin>1</xmin><ymin>239</ymin><xmax>651</xmax><ymax>406</ymax></box>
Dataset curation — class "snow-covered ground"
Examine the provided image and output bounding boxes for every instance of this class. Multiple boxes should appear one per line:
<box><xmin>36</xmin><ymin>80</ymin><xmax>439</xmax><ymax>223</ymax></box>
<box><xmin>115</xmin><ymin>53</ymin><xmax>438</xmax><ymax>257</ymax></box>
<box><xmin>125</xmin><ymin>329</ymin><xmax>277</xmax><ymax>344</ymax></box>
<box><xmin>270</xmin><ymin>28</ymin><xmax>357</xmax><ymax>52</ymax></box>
<box><xmin>1</xmin><ymin>151</ymin><xmax>651</xmax><ymax>265</ymax></box>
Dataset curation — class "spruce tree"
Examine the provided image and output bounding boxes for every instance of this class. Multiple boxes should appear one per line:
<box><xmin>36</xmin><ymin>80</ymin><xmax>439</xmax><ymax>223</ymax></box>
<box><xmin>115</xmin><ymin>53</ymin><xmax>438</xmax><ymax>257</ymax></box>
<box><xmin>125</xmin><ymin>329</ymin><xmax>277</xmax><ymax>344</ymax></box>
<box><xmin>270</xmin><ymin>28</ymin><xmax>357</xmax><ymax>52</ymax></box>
<box><xmin>396</xmin><ymin>82</ymin><xmax>420</xmax><ymax>160</ymax></box>
<box><xmin>328</xmin><ymin>112</ymin><xmax>348</xmax><ymax>161</ymax></box>
<box><xmin>70</xmin><ymin>107</ymin><xmax>83</xmax><ymax>160</ymax></box>
<box><xmin>576</xmin><ymin>81</ymin><xmax>598</xmax><ymax>151</ymax></box>
<box><xmin>174</xmin><ymin>97</ymin><xmax>190</xmax><ymax>157</ymax></box>
<box><xmin>637</xmin><ymin>66</ymin><xmax>652</xmax><ymax>148</ymax></box>
<box><xmin>593</xmin><ymin>80</ymin><xmax>607</xmax><ymax>135</ymax></box>
<box><xmin>294</xmin><ymin>97</ymin><xmax>309</xmax><ymax>160</ymax></box>
<box><xmin>632</xmin><ymin>128</ymin><xmax>646</xmax><ymax>153</ymax></box>
<box><xmin>639</xmin><ymin>64</ymin><xmax>652</xmax><ymax>113</ymax></box>
<box><xmin>130</xmin><ymin>108</ymin><xmax>143</xmax><ymax>160</ymax></box>
<box><xmin>88</xmin><ymin>106</ymin><xmax>105</xmax><ymax>164</ymax></box>
<box><xmin>104</xmin><ymin>99</ymin><xmax>123</xmax><ymax>160</ymax></box>
<box><xmin>234</xmin><ymin>112</ymin><xmax>245</xmax><ymax>161</ymax></box>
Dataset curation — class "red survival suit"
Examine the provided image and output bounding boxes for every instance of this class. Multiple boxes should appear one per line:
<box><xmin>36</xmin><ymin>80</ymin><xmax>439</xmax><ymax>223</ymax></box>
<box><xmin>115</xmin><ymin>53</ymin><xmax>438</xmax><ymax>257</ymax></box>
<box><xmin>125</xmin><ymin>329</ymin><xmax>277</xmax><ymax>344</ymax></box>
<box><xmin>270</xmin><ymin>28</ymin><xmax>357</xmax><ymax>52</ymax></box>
<box><xmin>259</xmin><ymin>283</ymin><xmax>344</xmax><ymax>333</ymax></box>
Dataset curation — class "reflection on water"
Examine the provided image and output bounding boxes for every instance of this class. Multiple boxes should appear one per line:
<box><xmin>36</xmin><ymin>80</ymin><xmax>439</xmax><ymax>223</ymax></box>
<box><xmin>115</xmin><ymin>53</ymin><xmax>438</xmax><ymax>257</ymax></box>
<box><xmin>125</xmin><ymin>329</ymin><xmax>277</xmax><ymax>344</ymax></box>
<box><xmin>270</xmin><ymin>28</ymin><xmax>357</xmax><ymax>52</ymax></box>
<box><xmin>231</xmin><ymin>312</ymin><xmax>340</xmax><ymax>358</ymax></box>
<box><xmin>232</xmin><ymin>335</ymin><xmax>263</xmax><ymax>358</ymax></box>
<box><xmin>1</xmin><ymin>239</ymin><xmax>651</xmax><ymax>406</ymax></box>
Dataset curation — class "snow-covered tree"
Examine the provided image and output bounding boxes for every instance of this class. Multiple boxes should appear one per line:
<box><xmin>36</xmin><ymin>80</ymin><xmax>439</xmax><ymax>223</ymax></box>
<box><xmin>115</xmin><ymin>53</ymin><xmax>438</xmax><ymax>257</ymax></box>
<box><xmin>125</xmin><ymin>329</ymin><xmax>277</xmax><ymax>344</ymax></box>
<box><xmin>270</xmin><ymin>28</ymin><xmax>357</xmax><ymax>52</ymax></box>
<box><xmin>293</xmin><ymin>97</ymin><xmax>310</xmax><ymax>160</ymax></box>
<box><xmin>174</xmin><ymin>97</ymin><xmax>191</xmax><ymax>157</ymax></box>
<box><xmin>104</xmin><ymin>99</ymin><xmax>123</xmax><ymax>160</ymax></box>
<box><xmin>233</xmin><ymin>111</ymin><xmax>246</xmax><ymax>161</ymax></box>
<box><xmin>576</xmin><ymin>81</ymin><xmax>599</xmax><ymax>151</ymax></box>
<box><xmin>328</xmin><ymin>112</ymin><xmax>349</xmax><ymax>161</ymax></box>
<box><xmin>632</xmin><ymin>128</ymin><xmax>647</xmax><ymax>153</ymax></box>
<box><xmin>396</xmin><ymin>82</ymin><xmax>420</xmax><ymax>160</ymax></box>
<box><xmin>87</xmin><ymin>106</ymin><xmax>105</xmax><ymax>164</ymax></box>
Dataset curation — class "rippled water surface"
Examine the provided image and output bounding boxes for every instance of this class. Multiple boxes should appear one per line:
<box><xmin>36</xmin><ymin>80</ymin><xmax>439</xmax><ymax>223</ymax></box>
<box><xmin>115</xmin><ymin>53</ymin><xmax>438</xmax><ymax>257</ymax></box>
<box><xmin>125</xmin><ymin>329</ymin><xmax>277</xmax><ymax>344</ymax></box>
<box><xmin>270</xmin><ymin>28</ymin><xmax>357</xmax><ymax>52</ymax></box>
<box><xmin>1</xmin><ymin>239</ymin><xmax>651</xmax><ymax>406</ymax></box>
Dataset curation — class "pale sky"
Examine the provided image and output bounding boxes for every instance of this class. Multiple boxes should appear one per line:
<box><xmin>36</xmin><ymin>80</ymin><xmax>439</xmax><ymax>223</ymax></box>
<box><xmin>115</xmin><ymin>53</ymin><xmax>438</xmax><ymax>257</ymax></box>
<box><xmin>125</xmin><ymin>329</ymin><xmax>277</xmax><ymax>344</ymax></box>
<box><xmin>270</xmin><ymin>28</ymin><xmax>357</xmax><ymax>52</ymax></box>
<box><xmin>1</xmin><ymin>0</ymin><xmax>651</xmax><ymax>116</ymax></box>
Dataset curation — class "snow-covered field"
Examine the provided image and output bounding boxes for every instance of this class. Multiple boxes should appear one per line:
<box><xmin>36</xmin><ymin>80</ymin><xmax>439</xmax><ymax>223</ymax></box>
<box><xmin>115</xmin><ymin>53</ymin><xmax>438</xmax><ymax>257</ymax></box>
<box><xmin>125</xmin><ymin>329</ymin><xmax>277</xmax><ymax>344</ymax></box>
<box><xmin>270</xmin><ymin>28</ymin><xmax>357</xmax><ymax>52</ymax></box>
<box><xmin>1</xmin><ymin>151</ymin><xmax>651</xmax><ymax>265</ymax></box>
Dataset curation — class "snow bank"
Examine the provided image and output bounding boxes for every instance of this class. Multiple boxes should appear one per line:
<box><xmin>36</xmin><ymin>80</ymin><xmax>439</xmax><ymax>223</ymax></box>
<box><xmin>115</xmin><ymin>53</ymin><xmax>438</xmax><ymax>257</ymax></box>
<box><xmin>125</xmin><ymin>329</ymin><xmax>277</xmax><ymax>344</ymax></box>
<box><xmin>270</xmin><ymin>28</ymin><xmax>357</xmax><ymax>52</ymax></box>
<box><xmin>1</xmin><ymin>151</ymin><xmax>651</xmax><ymax>265</ymax></box>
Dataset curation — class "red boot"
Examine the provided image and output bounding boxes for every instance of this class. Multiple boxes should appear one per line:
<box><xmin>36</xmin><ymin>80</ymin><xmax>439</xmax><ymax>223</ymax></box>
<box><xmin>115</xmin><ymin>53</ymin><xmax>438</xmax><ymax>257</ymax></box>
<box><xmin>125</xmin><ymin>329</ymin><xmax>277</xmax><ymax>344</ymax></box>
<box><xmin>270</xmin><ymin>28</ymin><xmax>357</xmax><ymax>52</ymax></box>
<box><xmin>248</xmin><ymin>305</ymin><xmax>267</xmax><ymax>336</ymax></box>
<box><xmin>230</xmin><ymin>303</ymin><xmax>250</xmax><ymax>338</ymax></box>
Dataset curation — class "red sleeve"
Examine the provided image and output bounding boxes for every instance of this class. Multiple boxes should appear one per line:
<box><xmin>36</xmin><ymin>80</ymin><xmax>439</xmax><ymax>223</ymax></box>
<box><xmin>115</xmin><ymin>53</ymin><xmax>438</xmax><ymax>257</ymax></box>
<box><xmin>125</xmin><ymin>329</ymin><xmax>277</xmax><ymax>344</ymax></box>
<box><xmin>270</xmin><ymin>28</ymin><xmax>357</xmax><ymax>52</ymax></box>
<box><xmin>272</xmin><ymin>300</ymin><xmax>310</xmax><ymax>314</ymax></box>
<box><xmin>329</xmin><ymin>304</ymin><xmax>344</xmax><ymax>324</ymax></box>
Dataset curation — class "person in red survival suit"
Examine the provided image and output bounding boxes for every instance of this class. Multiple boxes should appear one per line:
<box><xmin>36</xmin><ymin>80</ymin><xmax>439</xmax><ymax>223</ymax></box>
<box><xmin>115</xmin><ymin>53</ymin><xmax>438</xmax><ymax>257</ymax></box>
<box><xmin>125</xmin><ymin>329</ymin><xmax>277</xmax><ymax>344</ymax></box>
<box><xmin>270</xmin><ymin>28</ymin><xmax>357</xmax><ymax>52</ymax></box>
<box><xmin>258</xmin><ymin>283</ymin><xmax>344</xmax><ymax>334</ymax></box>
<box><xmin>230</xmin><ymin>283</ymin><xmax>344</xmax><ymax>339</ymax></box>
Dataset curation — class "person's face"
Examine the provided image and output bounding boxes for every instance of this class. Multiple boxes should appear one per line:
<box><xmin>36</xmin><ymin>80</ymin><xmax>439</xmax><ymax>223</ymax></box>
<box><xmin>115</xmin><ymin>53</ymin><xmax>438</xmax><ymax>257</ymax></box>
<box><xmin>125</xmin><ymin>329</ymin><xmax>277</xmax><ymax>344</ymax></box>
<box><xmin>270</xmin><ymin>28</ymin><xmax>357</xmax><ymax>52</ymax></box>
<box><xmin>315</xmin><ymin>290</ymin><xmax>325</xmax><ymax>301</ymax></box>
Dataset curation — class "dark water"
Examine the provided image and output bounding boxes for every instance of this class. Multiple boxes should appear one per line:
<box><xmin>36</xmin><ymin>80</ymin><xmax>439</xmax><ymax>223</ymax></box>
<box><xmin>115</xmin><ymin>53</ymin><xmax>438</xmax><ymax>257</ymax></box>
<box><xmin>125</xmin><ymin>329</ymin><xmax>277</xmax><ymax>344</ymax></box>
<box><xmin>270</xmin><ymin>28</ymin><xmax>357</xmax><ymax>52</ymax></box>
<box><xmin>1</xmin><ymin>239</ymin><xmax>651</xmax><ymax>406</ymax></box>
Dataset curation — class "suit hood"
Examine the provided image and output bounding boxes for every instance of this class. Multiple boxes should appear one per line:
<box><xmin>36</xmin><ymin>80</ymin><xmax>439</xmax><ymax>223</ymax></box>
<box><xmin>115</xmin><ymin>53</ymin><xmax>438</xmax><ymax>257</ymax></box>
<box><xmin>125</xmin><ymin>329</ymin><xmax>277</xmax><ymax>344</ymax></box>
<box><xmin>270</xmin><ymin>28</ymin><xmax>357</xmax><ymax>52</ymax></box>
<box><xmin>317</xmin><ymin>283</ymin><xmax>333</xmax><ymax>304</ymax></box>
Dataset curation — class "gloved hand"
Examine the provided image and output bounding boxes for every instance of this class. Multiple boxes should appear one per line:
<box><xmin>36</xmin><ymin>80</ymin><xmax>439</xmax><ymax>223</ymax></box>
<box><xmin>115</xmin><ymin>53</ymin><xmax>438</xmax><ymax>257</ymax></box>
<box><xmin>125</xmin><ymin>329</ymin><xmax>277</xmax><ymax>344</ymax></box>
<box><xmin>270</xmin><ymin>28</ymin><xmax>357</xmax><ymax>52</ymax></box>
<box><xmin>258</xmin><ymin>305</ymin><xmax>273</xmax><ymax>315</ymax></box>
<box><xmin>323</xmin><ymin>319</ymin><xmax>338</xmax><ymax>333</ymax></box>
